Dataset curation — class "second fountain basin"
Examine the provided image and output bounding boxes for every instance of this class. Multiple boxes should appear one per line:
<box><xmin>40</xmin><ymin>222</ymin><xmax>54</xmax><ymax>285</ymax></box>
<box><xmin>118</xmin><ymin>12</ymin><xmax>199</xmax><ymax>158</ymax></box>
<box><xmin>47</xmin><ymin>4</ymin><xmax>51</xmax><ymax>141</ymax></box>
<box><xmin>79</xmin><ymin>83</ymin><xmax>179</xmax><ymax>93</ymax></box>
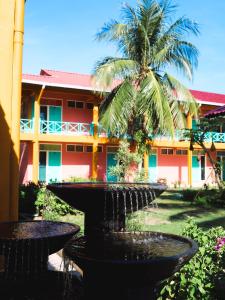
<box><xmin>63</xmin><ymin>231</ymin><xmax>198</xmax><ymax>287</ymax></box>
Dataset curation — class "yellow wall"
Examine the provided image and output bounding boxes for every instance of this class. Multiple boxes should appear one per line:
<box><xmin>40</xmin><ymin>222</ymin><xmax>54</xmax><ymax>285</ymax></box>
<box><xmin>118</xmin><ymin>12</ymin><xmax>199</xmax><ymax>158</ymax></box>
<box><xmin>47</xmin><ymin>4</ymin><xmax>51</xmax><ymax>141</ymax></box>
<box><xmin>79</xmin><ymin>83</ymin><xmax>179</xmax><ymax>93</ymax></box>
<box><xmin>0</xmin><ymin>0</ymin><xmax>25</xmax><ymax>221</ymax></box>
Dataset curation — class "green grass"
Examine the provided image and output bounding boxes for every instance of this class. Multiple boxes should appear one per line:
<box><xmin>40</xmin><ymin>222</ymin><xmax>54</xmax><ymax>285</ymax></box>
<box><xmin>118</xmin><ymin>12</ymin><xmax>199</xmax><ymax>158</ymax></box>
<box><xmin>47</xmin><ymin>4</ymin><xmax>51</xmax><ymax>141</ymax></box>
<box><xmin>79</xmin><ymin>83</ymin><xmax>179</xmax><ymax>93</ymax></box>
<box><xmin>58</xmin><ymin>190</ymin><xmax>225</xmax><ymax>235</ymax></box>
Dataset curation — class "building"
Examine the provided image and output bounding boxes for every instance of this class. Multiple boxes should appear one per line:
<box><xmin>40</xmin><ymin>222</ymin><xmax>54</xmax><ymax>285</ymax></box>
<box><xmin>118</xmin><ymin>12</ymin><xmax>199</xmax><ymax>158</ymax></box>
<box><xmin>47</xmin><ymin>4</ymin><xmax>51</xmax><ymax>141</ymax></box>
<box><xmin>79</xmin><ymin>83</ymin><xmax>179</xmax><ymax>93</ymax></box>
<box><xmin>20</xmin><ymin>69</ymin><xmax>225</xmax><ymax>187</ymax></box>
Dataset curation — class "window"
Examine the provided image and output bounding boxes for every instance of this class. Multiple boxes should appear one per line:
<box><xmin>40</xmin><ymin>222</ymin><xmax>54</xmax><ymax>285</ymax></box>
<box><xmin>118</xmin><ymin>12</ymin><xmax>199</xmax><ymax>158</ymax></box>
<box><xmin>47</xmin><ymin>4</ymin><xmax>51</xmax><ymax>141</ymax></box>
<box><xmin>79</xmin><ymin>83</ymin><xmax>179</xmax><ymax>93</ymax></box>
<box><xmin>67</xmin><ymin>144</ymin><xmax>84</xmax><ymax>152</ymax></box>
<box><xmin>176</xmin><ymin>149</ymin><xmax>188</xmax><ymax>155</ymax></box>
<box><xmin>67</xmin><ymin>100</ymin><xmax>76</xmax><ymax>108</ymax></box>
<box><xmin>86</xmin><ymin>145</ymin><xmax>93</xmax><ymax>152</ymax></box>
<box><xmin>67</xmin><ymin>100</ymin><xmax>84</xmax><ymax>109</ymax></box>
<box><xmin>107</xmin><ymin>146</ymin><xmax>118</xmax><ymax>153</ymax></box>
<box><xmin>98</xmin><ymin>146</ymin><xmax>103</xmax><ymax>153</ymax></box>
<box><xmin>67</xmin><ymin>145</ymin><xmax>75</xmax><ymax>152</ymax></box>
<box><xmin>86</xmin><ymin>102</ymin><xmax>94</xmax><ymax>109</ymax></box>
<box><xmin>161</xmin><ymin>148</ymin><xmax>173</xmax><ymax>155</ymax></box>
<box><xmin>75</xmin><ymin>101</ymin><xmax>84</xmax><ymax>109</ymax></box>
<box><xmin>75</xmin><ymin>145</ymin><xmax>84</xmax><ymax>152</ymax></box>
<box><xmin>40</xmin><ymin>144</ymin><xmax>61</xmax><ymax>151</ymax></box>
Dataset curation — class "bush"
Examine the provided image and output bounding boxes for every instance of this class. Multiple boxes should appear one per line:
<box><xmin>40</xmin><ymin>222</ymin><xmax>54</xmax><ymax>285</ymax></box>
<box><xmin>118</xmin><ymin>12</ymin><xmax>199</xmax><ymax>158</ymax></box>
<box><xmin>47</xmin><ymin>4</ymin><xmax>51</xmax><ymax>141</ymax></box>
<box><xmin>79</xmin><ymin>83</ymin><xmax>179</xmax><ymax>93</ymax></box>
<box><xmin>35</xmin><ymin>186</ymin><xmax>76</xmax><ymax>219</ymax></box>
<box><xmin>158</xmin><ymin>219</ymin><xmax>225</xmax><ymax>300</ymax></box>
<box><xmin>19</xmin><ymin>181</ymin><xmax>42</xmax><ymax>215</ymax></box>
<box><xmin>181</xmin><ymin>189</ymin><xmax>199</xmax><ymax>202</ymax></box>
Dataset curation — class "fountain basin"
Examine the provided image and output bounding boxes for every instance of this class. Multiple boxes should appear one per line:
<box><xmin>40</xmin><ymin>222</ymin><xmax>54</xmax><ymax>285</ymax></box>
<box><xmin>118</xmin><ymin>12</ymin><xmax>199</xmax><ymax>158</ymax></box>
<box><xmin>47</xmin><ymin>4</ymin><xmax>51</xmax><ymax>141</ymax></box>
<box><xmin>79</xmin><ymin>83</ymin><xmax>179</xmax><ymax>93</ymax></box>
<box><xmin>47</xmin><ymin>182</ymin><xmax>167</xmax><ymax>235</ymax></box>
<box><xmin>63</xmin><ymin>231</ymin><xmax>198</xmax><ymax>287</ymax></box>
<box><xmin>47</xmin><ymin>182</ymin><xmax>166</xmax><ymax>213</ymax></box>
<box><xmin>0</xmin><ymin>220</ymin><xmax>80</xmax><ymax>274</ymax></box>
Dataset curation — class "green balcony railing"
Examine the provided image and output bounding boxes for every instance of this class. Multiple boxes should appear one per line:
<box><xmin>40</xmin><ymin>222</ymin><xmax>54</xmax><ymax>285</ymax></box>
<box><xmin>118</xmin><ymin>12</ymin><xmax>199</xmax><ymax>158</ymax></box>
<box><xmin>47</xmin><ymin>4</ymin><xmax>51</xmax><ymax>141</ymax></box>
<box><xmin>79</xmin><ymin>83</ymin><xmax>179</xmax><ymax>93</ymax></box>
<box><xmin>20</xmin><ymin>119</ymin><xmax>34</xmax><ymax>133</ymax></box>
<box><xmin>39</xmin><ymin>120</ymin><xmax>92</xmax><ymax>136</ymax></box>
<box><xmin>19</xmin><ymin>119</ymin><xmax>225</xmax><ymax>143</ymax></box>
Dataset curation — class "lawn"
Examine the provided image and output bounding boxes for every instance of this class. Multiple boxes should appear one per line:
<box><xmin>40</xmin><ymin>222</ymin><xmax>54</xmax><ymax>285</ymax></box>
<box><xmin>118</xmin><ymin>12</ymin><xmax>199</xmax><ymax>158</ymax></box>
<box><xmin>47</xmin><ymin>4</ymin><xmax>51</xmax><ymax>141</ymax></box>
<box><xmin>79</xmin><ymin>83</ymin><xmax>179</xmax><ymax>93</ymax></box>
<box><xmin>59</xmin><ymin>190</ymin><xmax>225</xmax><ymax>235</ymax></box>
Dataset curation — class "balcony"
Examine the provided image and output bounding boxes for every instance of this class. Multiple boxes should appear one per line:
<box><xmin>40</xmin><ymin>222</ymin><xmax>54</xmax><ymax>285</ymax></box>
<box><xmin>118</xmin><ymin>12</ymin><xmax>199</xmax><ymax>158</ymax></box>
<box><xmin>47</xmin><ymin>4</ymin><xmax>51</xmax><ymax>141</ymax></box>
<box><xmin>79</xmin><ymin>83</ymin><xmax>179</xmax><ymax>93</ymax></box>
<box><xmin>20</xmin><ymin>119</ymin><xmax>92</xmax><ymax>136</ymax></box>
<box><xmin>20</xmin><ymin>119</ymin><xmax>34</xmax><ymax>133</ymax></box>
<box><xmin>19</xmin><ymin>119</ymin><xmax>225</xmax><ymax>143</ymax></box>
<box><xmin>39</xmin><ymin>120</ymin><xmax>92</xmax><ymax>135</ymax></box>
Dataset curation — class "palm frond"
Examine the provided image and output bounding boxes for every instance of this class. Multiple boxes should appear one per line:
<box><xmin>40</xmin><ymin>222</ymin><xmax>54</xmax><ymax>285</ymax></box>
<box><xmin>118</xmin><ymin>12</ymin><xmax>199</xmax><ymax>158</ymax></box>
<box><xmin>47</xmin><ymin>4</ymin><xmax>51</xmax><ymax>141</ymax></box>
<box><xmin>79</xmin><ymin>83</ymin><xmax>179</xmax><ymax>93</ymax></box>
<box><xmin>99</xmin><ymin>80</ymin><xmax>136</xmax><ymax>135</ymax></box>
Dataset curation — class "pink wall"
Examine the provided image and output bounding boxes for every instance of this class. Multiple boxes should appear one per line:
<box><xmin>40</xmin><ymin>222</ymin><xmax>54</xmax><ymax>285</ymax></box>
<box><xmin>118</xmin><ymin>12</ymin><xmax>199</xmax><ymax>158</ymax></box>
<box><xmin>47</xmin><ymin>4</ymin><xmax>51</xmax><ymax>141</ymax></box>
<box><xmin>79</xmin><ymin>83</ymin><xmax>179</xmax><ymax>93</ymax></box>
<box><xmin>40</xmin><ymin>90</ymin><xmax>94</xmax><ymax>124</ymax></box>
<box><xmin>157</xmin><ymin>150</ymin><xmax>188</xmax><ymax>186</ymax></box>
<box><xmin>61</xmin><ymin>143</ymin><xmax>106</xmax><ymax>181</ymax></box>
<box><xmin>157</xmin><ymin>149</ymin><xmax>217</xmax><ymax>187</ymax></box>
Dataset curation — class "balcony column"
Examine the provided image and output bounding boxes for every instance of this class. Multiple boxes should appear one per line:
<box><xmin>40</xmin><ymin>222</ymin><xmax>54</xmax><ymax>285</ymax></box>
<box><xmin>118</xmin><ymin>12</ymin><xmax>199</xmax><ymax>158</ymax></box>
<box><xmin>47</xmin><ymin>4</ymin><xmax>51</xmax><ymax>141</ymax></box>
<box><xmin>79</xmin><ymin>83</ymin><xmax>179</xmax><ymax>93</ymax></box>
<box><xmin>92</xmin><ymin>105</ymin><xmax>99</xmax><ymax>180</ymax></box>
<box><xmin>0</xmin><ymin>0</ymin><xmax>25</xmax><ymax>221</ymax></box>
<box><xmin>32</xmin><ymin>86</ymin><xmax>45</xmax><ymax>184</ymax></box>
<box><xmin>144</xmin><ymin>151</ymin><xmax>149</xmax><ymax>180</ymax></box>
<box><xmin>187</xmin><ymin>112</ymin><xmax>192</xmax><ymax>187</ymax></box>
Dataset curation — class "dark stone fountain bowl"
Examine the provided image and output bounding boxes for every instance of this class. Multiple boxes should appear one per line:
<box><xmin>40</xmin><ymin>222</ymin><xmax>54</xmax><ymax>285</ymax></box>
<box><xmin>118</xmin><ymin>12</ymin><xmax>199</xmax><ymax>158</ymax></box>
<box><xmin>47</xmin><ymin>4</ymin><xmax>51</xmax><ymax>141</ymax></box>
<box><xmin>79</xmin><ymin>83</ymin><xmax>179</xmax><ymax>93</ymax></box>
<box><xmin>47</xmin><ymin>182</ymin><xmax>167</xmax><ymax>235</ymax></box>
<box><xmin>0</xmin><ymin>220</ymin><xmax>80</xmax><ymax>274</ymax></box>
<box><xmin>63</xmin><ymin>231</ymin><xmax>198</xmax><ymax>288</ymax></box>
<box><xmin>47</xmin><ymin>182</ymin><xmax>166</xmax><ymax>213</ymax></box>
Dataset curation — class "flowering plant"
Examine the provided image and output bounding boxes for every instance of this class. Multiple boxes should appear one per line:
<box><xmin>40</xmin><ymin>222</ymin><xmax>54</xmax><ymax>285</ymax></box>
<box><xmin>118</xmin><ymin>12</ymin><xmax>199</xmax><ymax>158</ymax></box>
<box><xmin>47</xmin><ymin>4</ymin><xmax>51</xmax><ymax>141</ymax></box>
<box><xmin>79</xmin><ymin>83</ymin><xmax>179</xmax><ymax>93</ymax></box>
<box><xmin>215</xmin><ymin>237</ymin><xmax>225</xmax><ymax>251</ymax></box>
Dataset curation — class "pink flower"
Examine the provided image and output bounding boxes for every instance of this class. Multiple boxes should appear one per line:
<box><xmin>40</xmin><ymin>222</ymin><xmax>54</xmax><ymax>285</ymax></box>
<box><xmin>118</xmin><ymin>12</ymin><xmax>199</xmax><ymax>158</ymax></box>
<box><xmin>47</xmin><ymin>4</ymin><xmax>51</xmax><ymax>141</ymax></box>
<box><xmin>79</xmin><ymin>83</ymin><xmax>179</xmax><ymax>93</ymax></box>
<box><xmin>215</xmin><ymin>237</ymin><xmax>225</xmax><ymax>251</ymax></box>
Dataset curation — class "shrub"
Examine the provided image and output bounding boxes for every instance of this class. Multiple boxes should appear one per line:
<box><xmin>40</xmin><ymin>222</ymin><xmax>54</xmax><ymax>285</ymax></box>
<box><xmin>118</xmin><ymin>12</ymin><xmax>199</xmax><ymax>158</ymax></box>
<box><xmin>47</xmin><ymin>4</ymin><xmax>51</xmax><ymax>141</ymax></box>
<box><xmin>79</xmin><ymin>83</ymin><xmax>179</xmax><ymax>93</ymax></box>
<box><xmin>181</xmin><ymin>189</ymin><xmax>199</xmax><ymax>202</ymax></box>
<box><xmin>158</xmin><ymin>218</ymin><xmax>225</xmax><ymax>300</ymax></box>
<box><xmin>19</xmin><ymin>181</ymin><xmax>42</xmax><ymax>215</ymax></box>
<box><xmin>35</xmin><ymin>186</ymin><xmax>75</xmax><ymax>219</ymax></box>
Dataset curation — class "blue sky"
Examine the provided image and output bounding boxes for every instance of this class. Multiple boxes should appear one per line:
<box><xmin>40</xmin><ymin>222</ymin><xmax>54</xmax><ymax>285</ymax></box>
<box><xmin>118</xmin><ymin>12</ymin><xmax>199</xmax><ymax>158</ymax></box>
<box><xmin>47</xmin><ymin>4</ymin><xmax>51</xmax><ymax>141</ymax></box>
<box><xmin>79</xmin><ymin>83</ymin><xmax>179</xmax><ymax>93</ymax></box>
<box><xmin>23</xmin><ymin>0</ymin><xmax>225</xmax><ymax>94</ymax></box>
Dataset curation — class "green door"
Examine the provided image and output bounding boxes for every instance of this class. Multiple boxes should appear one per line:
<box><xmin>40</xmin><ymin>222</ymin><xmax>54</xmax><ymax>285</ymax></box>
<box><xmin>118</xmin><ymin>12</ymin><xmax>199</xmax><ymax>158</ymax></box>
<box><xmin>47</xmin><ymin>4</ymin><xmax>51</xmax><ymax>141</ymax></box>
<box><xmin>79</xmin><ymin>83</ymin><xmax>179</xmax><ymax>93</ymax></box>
<box><xmin>39</xmin><ymin>151</ymin><xmax>46</xmax><ymax>182</ymax></box>
<box><xmin>47</xmin><ymin>151</ymin><xmax>61</xmax><ymax>183</ymax></box>
<box><xmin>149</xmin><ymin>154</ymin><xmax>157</xmax><ymax>182</ymax></box>
<box><xmin>49</xmin><ymin>106</ymin><xmax>62</xmax><ymax>132</ymax></box>
<box><xmin>107</xmin><ymin>153</ymin><xmax>117</xmax><ymax>182</ymax></box>
<box><xmin>192</xmin><ymin>155</ymin><xmax>201</xmax><ymax>182</ymax></box>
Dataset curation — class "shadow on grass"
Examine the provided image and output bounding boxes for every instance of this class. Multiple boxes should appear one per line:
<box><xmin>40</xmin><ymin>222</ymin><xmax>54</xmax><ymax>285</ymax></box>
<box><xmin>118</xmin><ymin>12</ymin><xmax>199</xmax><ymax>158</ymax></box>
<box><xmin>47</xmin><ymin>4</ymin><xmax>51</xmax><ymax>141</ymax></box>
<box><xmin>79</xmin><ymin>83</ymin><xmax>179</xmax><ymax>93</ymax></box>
<box><xmin>154</xmin><ymin>202</ymin><xmax>194</xmax><ymax>210</ymax></box>
<box><xmin>159</xmin><ymin>192</ymin><xmax>183</xmax><ymax>201</ymax></box>
<box><xmin>169</xmin><ymin>208</ymin><xmax>216</xmax><ymax>221</ymax></box>
<box><xmin>197</xmin><ymin>216</ymin><xmax>225</xmax><ymax>230</ymax></box>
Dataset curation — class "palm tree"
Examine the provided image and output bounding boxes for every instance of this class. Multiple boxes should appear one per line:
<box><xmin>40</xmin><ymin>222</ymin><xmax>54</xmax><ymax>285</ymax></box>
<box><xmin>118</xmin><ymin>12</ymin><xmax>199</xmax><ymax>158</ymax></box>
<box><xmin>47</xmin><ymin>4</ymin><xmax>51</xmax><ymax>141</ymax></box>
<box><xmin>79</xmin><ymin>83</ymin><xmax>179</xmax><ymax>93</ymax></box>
<box><xmin>93</xmin><ymin>0</ymin><xmax>199</xmax><ymax>144</ymax></box>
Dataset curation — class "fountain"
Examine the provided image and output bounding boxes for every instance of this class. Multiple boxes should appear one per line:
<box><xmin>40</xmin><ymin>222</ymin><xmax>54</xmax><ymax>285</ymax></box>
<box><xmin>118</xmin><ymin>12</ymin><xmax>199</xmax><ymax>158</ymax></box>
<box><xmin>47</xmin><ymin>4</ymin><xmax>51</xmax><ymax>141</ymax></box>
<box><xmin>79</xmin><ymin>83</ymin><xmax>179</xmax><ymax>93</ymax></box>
<box><xmin>0</xmin><ymin>220</ymin><xmax>80</xmax><ymax>299</ymax></box>
<box><xmin>47</xmin><ymin>182</ymin><xmax>198</xmax><ymax>300</ymax></box>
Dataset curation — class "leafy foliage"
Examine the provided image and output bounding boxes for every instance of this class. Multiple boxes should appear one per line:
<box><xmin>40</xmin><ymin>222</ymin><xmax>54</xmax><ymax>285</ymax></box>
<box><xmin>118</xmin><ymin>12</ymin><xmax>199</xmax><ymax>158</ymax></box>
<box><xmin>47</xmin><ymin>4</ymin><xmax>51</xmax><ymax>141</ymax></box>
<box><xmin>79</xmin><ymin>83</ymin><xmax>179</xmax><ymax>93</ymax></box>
<box><xmin>108</xmin><ymin>140</ymin><xmax>144</xmax><ymax>182</ymax></box>
<box><xmin>19</xmin><ymin>181</ymin><xmax>42</xmax><ymax>215</ymax></box>
<box><xmin>35</xmin><ymin>186</ymin><xmax>75</xmax><ymax>220</ymax></box>
<box><xmin>158</xmin><ymin>219</ymin><xmax>225</xmax><ymax>300</ymax></box>
<box><xmin>93</xmin><ymin>0</ymin><xmax>199</xmax><ymax>141</ymax></box>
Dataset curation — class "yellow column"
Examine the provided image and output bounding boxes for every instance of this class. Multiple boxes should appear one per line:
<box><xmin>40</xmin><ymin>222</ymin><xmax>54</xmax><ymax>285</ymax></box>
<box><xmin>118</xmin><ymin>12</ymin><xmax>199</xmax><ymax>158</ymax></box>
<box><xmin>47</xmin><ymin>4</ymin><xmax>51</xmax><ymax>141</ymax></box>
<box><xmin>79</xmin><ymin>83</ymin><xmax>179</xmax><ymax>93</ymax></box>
<box><xmin>92</xmin><ymin>105</ymin><xmax>99</xmax><ymax>180</ymax></box>
<box><xmin>187</xmin><ymin>113</ymin><xmax>192</xmax><ymax>187</ymax></box>
<box><xmin>10</xmin><ymin>0</ymin><xmax>25</xmax><ymax>220</ymax></box>
<box><xmin>32</xmin><ymin>87</ymin><xmax>45</xmax><ymax>184</ymax></box>
<box><xmin>0</xmin><ymin>0</ymin><xmax>25</xmax><ymax>221</ymax></box>
<box><xmin>144</xmin><ymin>151</ymin><xmax>149</xmax><ymax>180</ymax></box>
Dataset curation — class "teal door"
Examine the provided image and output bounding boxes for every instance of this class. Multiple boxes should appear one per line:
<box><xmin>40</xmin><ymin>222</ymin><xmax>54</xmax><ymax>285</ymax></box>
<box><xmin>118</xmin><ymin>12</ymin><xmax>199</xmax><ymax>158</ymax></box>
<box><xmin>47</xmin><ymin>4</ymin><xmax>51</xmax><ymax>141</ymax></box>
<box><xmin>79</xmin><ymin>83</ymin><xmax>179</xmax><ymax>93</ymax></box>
<box><xmin>149</xmin><ymin>154</ymin><xmax>157</xmax><ymax>182</ymax></box>
<box><xmin>192</xmin><ymin>156</ymin><xmax>201</xmax><ymax>182</ymax></box>
<box><xmin>47</xmin><ymin>151</ymin><xmax>61</xmax><ymax>183</ymax></box>
<box><xmin>49</xmin><ymin>106</ymin><xmax>62</xmax><ymax>133</ymax></box>
<box><xmin>107</xmin><ymin>153</ymin><xmax>117</xmax><ymax>182</ymax></box>
<box><xmin>39</xmin><ymin>151</ymin><xmax>46</xmax><ymax>182</ymax></box>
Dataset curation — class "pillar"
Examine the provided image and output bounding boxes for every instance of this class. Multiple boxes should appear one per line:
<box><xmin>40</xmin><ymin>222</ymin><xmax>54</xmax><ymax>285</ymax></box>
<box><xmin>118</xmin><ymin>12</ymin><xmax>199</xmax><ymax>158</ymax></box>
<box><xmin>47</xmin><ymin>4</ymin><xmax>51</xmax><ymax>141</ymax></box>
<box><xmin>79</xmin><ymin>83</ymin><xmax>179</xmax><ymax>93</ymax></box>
<box><xmin>0</xmin><ymin>0</ymin><xmax>25</xmax><ymax>221</ymax></box>
<box><xmin>144</xmin><ymin>151</ymin><xmax>149</xmax><ymax>180</ymax></box>
<box><xmin>187</xmin><ymin>113</ymin><xmax>192</xmax><ymax>187</ymax></box>
<box><xmin>32</xmin><ymin>87</ymin><xmax>45</xmax><ymax>184</ymax></box>
<box><xmin>92</xmin><ymin>105</ymin><xmax>99</xmax><ymax>180</ymax></box>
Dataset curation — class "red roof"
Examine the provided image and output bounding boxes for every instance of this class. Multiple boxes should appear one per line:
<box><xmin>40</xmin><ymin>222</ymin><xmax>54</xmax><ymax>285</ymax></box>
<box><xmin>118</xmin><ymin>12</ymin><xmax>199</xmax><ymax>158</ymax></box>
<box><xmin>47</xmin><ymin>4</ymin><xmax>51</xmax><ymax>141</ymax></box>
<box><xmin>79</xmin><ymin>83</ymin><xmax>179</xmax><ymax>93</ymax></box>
<box><xmin>23</xmin><ymin>69</ymin><xmax>95</xmax><ymax>90</ymax></box>
<box><xmin>22</xmin><ymin>69</ymin><xmax>225</xmax><ymax>105</ymax></box>
<box><xmin>22</xmin><ymin>69</ymin><xmax>120</xmax><ymax>91</ymax></box>
<box><xmin>190</xmin><ymin>90</ymin><xmax>225</xmax><ymax>105</ymax></box>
